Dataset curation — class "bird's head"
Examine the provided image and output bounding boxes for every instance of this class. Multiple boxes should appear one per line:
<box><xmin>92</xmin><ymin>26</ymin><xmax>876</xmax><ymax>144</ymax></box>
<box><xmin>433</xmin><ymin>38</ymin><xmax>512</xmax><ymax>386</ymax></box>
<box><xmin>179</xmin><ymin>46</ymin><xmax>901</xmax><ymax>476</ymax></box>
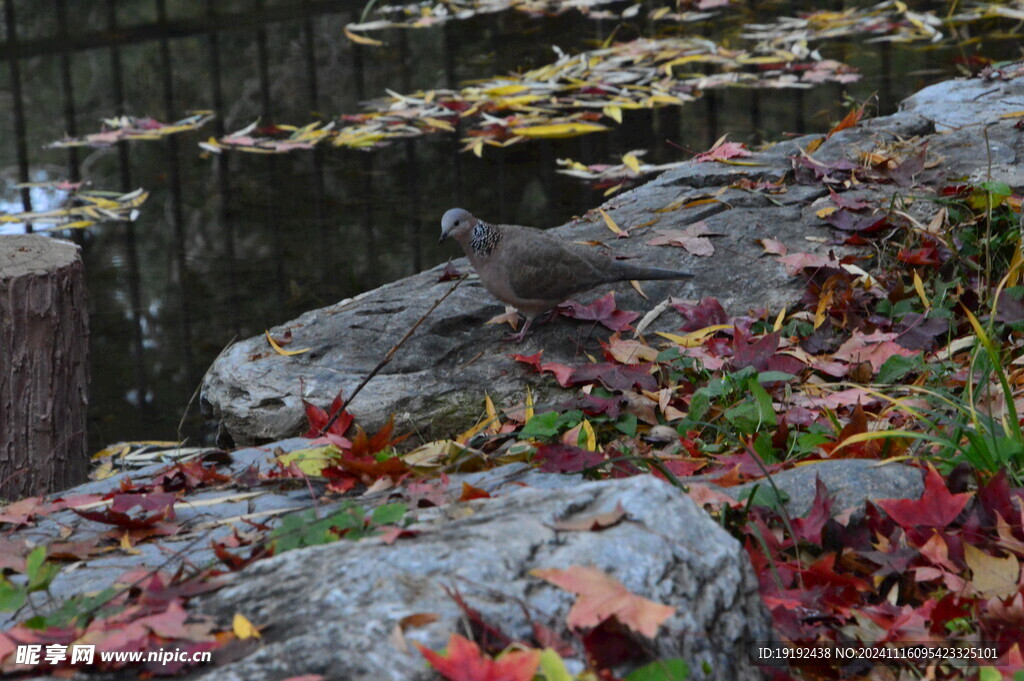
<box><xmin>439</xmin><ymin>208</ymin><xmax>478</xmax><ymax>244</ymax></box>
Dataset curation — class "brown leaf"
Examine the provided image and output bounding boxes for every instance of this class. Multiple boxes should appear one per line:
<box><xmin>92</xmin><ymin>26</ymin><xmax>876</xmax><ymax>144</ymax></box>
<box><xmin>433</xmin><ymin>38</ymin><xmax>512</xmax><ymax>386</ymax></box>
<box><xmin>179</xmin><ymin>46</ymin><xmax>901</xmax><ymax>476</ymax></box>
<box><xmin>532</xmin><ymin>565</ymin><xmax>675</xmax><ymax>637</ymax></box>
<box><xmin>550</xmin><ymin>502</ymin><xmax>627</xmax><ymax>531</ymax></box>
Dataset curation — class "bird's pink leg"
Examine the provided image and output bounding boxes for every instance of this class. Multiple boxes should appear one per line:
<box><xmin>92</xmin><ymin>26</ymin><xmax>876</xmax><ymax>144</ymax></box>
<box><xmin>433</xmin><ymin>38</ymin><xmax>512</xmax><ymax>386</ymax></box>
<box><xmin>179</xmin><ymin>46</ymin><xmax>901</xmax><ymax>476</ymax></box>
<box><xmin>503</xmin><ymin>316</ymin><xmax>535</xmax><ymax>343</ymax></box>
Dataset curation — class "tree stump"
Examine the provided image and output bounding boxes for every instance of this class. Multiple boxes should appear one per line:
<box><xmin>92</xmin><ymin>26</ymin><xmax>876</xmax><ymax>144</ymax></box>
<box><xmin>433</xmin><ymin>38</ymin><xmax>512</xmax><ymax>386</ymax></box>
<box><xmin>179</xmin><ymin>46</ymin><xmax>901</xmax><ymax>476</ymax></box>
<box><xmin>0</xmin><ymin>235</ymin><xmax>89</xmax><ymax>500</ymax></box>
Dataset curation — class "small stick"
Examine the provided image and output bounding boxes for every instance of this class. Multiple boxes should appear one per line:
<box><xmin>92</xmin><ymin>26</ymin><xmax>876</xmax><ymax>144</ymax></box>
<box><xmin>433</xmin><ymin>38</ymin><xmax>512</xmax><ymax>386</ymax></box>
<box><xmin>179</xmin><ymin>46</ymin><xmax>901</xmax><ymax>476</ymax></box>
<box><xmin>318</xmin><ymin>275</ymin><xmax>467</xmax><ymax>436</ymax></box>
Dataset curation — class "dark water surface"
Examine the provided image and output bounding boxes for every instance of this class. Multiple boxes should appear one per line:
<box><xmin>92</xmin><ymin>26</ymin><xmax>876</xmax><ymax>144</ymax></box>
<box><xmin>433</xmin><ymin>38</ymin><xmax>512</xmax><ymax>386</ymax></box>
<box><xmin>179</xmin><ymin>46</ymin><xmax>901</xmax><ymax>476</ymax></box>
<box><xmin>0</xmin><ymin>0</ymin><xmax>1017</xmax><ymax>450</ymax></box>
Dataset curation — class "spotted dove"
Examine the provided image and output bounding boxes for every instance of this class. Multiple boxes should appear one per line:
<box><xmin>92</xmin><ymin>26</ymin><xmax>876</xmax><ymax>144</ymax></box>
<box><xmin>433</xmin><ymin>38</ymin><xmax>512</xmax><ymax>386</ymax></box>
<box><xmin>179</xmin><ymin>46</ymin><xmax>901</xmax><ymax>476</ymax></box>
<box><xmin>439</xmin><ymin>207</ymin><xmax>693</xmax><ymax>342</ymax></box>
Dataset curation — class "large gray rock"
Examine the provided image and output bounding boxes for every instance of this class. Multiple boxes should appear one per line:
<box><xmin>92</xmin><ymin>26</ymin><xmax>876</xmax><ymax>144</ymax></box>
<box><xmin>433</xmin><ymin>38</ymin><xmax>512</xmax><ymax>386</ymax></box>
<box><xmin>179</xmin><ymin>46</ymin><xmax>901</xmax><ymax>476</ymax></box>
<box><xmin>201</xmin><ymin>69</ymin><xmax>1024</xmax><ymax>447</ymax></box>
<box><xmin>193</xmin><ymin>474</ymin><xmax>771</xmax><ymax>681</ymax></box>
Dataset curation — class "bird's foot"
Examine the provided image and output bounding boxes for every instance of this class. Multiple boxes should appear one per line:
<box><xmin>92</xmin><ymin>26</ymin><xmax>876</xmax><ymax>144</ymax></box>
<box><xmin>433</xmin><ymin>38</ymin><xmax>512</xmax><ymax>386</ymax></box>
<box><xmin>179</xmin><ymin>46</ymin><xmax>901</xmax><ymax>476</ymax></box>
<box><xmin>536</xmin><ymin>309</ymin><xmax>561</xmax><ymax>325</ymax></box>
<box><xmin>502</xmin><ymin>317</ymin><xmax>534</xmax><ymax>343</ymax></box>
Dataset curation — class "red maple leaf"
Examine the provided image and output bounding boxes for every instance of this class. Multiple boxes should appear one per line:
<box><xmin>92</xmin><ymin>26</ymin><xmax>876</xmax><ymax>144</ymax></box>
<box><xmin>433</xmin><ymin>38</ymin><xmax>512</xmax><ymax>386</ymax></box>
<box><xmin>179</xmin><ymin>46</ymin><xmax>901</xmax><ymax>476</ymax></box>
<box><xmin>415</xmin><ymin>634</ymin><xmax>540</xmax><ymax>681</ymax></box>
<box><xmin>876</xmin><ymin>465</ymin><xmax>972</xmax><ymax>530</ymax></box>
<box><xmin>559</xmin><ymin>292</ymin><xmax>639</xmax><ymax>331</ymax></box>
<box><xmin>302</xmin><ymin>390</ymin><xmax>354</xmax><ymax>440</ymax></box>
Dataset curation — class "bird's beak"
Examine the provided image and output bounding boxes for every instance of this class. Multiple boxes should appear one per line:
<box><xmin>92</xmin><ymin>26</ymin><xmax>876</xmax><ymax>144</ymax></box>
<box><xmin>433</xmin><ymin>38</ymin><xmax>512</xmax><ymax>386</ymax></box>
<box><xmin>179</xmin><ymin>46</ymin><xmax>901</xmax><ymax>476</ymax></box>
<box><xmin>438</xmin><ymin>232</ymin><xmax>449</xmax><ymax>244</ymax></box>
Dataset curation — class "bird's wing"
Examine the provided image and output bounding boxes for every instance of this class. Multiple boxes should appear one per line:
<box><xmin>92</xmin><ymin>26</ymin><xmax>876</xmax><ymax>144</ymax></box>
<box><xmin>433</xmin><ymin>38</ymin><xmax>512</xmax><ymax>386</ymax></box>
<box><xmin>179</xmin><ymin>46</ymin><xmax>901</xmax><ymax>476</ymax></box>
<box><xmin>500</xmin><ymin>228</ymin><xmax>610</xmax><ymax>303</ymax></box>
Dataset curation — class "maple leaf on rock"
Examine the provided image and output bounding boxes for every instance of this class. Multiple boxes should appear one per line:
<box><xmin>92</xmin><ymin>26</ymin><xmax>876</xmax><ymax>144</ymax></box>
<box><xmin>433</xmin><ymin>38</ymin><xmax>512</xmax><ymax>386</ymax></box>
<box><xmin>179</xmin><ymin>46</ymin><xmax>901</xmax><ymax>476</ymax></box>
<box><xmin>559</xmin><ymin>292</ymin><xmax>640</xmax><ymax>331</ymax></box>
<box><xmin>647</xmin><ymin>221</ymin><xmax>718</xmax><ymax>256</ymax></box>
<box><xmin>532</xmin><ymin>565</ymin><xmax>675</xmax><ymax>638</ymax></box>
<box><xmin>415</xmin><ymin>634</ymin><xmax>540</xmax><ymax>681</ymax></box>
<box><xmin>876</xmin><ymin>465</ymin><xmax>972</xmax><ymax>531</ymax></box>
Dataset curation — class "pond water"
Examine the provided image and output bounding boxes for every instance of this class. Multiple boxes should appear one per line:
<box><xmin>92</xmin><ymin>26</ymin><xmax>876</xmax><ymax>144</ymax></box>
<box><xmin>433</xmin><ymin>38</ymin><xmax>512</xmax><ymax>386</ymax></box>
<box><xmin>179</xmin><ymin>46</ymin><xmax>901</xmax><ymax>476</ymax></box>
<box><xmin>0</xmin><ymin>0</ymin><xmax>1019</xmax><ymax>450</ymax></box>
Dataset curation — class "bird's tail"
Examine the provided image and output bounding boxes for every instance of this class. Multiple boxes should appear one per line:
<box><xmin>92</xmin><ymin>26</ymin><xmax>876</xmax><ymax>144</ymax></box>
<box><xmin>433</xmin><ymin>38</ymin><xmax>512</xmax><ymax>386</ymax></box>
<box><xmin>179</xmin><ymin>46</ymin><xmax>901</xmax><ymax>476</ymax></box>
<box><xmin>613</xmin><ymin>262</ymin><xmax>695</xmax><ymax>281</ymax></box>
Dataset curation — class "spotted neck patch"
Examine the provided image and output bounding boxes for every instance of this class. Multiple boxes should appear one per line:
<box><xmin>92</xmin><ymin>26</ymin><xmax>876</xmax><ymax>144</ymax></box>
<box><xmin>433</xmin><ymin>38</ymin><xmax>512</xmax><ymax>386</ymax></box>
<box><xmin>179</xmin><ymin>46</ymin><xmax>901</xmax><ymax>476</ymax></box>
<box><xmin>470</xmin><ymin>222</ymin><xmax>501</xmax><ymax>257</ymax></box>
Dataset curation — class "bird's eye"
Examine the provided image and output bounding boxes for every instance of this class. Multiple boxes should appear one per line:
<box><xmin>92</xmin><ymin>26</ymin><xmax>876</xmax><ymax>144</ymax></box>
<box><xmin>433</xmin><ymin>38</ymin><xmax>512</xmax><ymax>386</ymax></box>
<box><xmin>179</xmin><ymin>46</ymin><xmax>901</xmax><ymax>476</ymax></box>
<box><xmin>455</xmin><ymin>220</ymin><xmax>460</xmax><ymax>226</ymax></box>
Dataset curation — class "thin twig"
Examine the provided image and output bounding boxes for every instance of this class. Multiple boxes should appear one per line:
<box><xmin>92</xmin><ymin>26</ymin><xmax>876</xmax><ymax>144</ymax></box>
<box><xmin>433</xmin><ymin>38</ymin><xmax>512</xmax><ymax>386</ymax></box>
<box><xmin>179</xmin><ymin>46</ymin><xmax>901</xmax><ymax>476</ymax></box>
<box><xmin>319</xmin><ymin>275</ymin><xmax>467</xmax><ymax>435</ymax></box>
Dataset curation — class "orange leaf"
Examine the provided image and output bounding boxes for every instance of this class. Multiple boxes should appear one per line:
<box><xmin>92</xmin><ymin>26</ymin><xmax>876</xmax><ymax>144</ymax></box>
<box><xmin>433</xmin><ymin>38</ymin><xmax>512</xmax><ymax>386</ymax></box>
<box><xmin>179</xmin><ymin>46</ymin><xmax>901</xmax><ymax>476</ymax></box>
<box><xmin>531</xmin><ymin>565</ymin><xmax>674</xmax><ymax>637</ymax></box>
<box><xmin>415</xmin><ymin>634</ymin><xmax>541</xmax><ymax>681</ymax></box>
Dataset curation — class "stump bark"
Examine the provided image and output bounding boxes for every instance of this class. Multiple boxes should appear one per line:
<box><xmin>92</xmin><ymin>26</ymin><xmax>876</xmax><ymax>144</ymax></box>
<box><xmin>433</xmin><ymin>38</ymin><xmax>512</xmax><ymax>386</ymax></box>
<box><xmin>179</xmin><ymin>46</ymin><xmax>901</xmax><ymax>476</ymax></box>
<box><xmin>0</xmin><ymin>235</ymin><xmax>89</xmax><ymax>500</ymax></box>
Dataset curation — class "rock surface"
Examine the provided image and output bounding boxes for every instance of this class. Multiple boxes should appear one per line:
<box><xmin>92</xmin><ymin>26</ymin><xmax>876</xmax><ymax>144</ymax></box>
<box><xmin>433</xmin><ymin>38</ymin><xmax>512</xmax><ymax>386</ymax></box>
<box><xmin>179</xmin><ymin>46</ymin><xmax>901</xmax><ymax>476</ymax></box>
<box><xmin>192</xmin><ymin>474</ymin><xmax>771</xmax><ymax>681</ymax></box>
<box><xmin>200</xmin><ymin>69</ymin><xmax>1024</xmax><ymax>447</ymax></box>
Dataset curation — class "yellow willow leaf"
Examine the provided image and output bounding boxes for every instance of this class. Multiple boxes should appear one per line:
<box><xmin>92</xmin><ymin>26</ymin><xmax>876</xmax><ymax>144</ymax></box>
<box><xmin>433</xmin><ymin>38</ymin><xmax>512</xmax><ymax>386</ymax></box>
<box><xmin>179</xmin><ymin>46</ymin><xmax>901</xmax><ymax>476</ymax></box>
<box><xmin>738</xmin><ymin>53</ymin><xmax>796</xmax><ymax>64</ymax></box>
<box><xmin>816</xmin><ymin>206</ymin><xmax>838</xmax><ymax>219</ymax></box>
<box><xmin>656</xmin><ymin>324</ymin><xmax>731</xmax><ymax>347</ymax></box>
<box><xmin>233</xmin><ymin>613</ymin><xmax>262</xmax><ymax>640</ymax></box>
<box><xmin>485</xmin><ymin>84</ymin><xmax>530</xmax><ymax>96</ymax></box>
<box><xmin>422</xmin><ymin>117</ymin><xmax>455</xmax><ymax>131</ymax></box>
<box><xmin>471</xmin><ymin>138</ymin><xmax>485</xmax><ymax>158</ymax></box>
<box><xmin>998</xmin><ymin>110</ymin><xmax>1024</xmax><ymax>118</ymax></box>
<box><xmin>265</xmin><ymin>330</ymin><xmax>311</xmax><ymax>356</ymax></box>
<box><xmin>600</xmin><ymin>209</ymin><xmax>624</xmax><ymax>236</ymax></box>
<box><xmin>92</xmin><ymin>461</ymin><xmax>115</xmax><ymax>480</ymax></box>
<box><xmin>581</xmin><ymin>419</ymin><xmax>597</xmax><ymax>451</ymax></box>
<box><xmin>630</xmin><ymin>279</ymin><xmax>648</xmax><ymax>299</ymax></box>
<box><xmin>603</xmin><ymin>183</ymin><xmax>623</xmax><ymax>197</ymax></box>
<box><xmin>42</xmin><ymin>220</ymin><xmax>95</xmax><ymax>231</ymax></box>
<box><xmin>814</xmin><ymin>290</ymin><xmax>833</xmax><ymax>330</ymax></box>
<box><xmin>91</xmin><ymin>443</ymin><xmax>131</xmax><ymax>460</ymax></box>
<box><xmin>525</xmin><ymin>386</ymin><xmax>535</xmax><ymax>423</ymax></box>
<box><xmin>496</xmin><ymin>95</ymin><xmax>545</xmax><ymax>108</ymax></box>
<box><xmin>457</xmin><ymin>415</ymin><xmax>490</xmax><ymax>444</ymax></box>
<box><xmin>1007</xmin><ymin>238</ymin><xmax>1023</xmax><ymax>287</ymax></box>
<box><xmin>773</xmin><ymin>306</ymin><xmax>787</xmax><ymax>332</ymax></box>
<box><xmin>622</xmin><ymin>153</ymin><xmax>642</xmax><ymax>174</ymax></box>
<box><xmin>650</xmin><ymin>6</ymin><xmax>671</xmax><ymax>19</ymax></box>
<box><xmin>913</xmin><ymin>271</ymin><xmax>930</xmax><ymax>309</ymax></box>
<box><xmin>603</xmin><ymin>105</ymin><xmax>623</xmax><ymax>124</ymax></box>
<box><xmin>344</xmin><ymin>25</ymin><xmax>384</xmax><ymax>46</ymax></box>
<box><xmin>484</xmin><ymin>393</ymin><xmax>501</xmax><ymax>434</ymax></box>
<box><xmin>804</xmin><ymin>137</ymin><xmax>825</xmax><ymax>154</ymax></box>
<box><xmin>120</xmin><ymin>532</ymin><xmax>139</xmax><ymax>554</ymax></box>
<box><xmin>509</xmin><ymin>122</ymin><xmax>607</xmax><ymax>139</ymax></box>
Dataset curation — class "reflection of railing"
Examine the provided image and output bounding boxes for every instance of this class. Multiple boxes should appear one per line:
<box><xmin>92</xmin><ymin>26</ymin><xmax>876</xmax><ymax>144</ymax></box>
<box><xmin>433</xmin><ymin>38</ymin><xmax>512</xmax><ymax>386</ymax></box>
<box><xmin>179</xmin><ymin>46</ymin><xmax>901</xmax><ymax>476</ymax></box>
<box><xmin>0</xmin><ymin>0</ymin><xmax>351</xmax><ymax>59</ymax></box>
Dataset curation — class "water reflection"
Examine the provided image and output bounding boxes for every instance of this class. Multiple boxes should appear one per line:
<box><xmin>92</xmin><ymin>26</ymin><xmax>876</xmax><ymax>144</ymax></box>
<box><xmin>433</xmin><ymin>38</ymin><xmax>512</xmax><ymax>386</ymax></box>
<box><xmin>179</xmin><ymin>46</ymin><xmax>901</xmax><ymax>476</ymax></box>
<box><xmin>0</xmin><ymin>0</ymin><xmax>1011</xmax><ymax>449</ymax></box>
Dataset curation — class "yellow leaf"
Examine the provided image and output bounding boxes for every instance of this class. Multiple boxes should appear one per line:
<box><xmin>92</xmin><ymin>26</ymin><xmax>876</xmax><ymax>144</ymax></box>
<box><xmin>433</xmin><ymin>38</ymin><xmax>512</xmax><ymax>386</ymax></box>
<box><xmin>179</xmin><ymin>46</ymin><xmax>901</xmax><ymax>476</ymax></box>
<box><xmin>539</xmin><ymin>648</ymin><xmax>573</xmax><ymax>681</ymax></box>
<box><xmin>581</xmin><ymin>419</ymin><xmax>597</xmax><ymax>451</ymax></box>
<box><xmin>629</xmin><ymin>279</ymin><xmax>648</xmax><ymax>299</ymax></box>
<box><xmin>525</xmin><ymin>386</ymin><xmax>535</xmax><ymax>423</ymax></box>
<box><xmin>816</xmin><ymin>206</ymin><xmax>838</xmax><ymax>219</ymax></box>
<box><xmin>485</xmin><ymin>84</ymin><xmax>529</xmax><ymax>96</ymax></box>
<box><xmin>344</xmin><ymin>25</ymin><xmax>384</xmax><ymax>46</ymax></box>
<box><xmin>600</xmin><ymin>209</ymin><xmax>624</xmax><ymax>236</ymax></box>
<box><xmin>602</xmin><ymin>105</ymin><xmax>622</xmax><ymax>124</ymax></box>
<box><xmin>964</xmin><ymin>543</ymin><xmax>1020</xmax><ymax>599</ymax></box>
<box><xmin>265</xmin><ymin>330</ymin><xmax>311</xmax><ymax>356</ymax></box>
<box><xmin>422</xmin><ymin>117</ymin><xmax>455</xmax><ymax>132</ymax></box>
<box><xmin>814</xmin><ymin>290</ymin><xmax>833</xmax><ymax>329</ymax></box>
<box><xmin>622</xmin><ymin>153</ymin><xmax>641</xmax><ymax>174</ymax></box>
<box><xmin>402</xmin><ymin>440</ymin><xmax>461</xmax><ymax>467</ymax></box>
<box><xmin>91</xmin><ymin>461</ymin><xmax>115</xmax><ymax>480</ymax></box>
<box><xmin>603</xmin><ymin>183</ymin><xmax>623</xmax><ymax>197</ymax></box>
<box><xmin>484</xmin><ymin>393</ymin><xmax>501</xmax><ymax>435</ymax></box>
<box><xmin>509</xmin><ymin>122</ymin><xmax>607</xmax><ymax>139</ymax></box>
<box><xmin>233</xmin><ymin>613</ymin><xmax>262</xmax><ymax>640</ymax></box>
<box><xmin>41</xmin><ymin>220</ymin><xmax>95</xmax><ymax>231</ymax></box>
<box><xmin>650</xmin><ymin>6</ymin><xmax>671</xmax><ymax>20</ymax></box>
<box><xmin>912</xmin><ymin>271</ymin><xmax>930</xmax><ymax>309</ymax></box>
<box><xmin>91</xmin><ymin>443</ymin><xmax>131</xmax><ymax>460</ymax></box>
<box><xmin>276</xmin><ymin>445</ymin><xmax>340</xmax><ymax>476</ymax></box>
<box><xmin>998</xmin><ymin>110</ymin><xmax>1024</xmax><ymax>119</ymax></box>
<box><xmin>120</xmin><ymin>532</ymin><xmax>139</xmax><ymax>554</ymax></box>
<box><xmin>773</xmin><ymin>306</ymin><xmax>787</xmax><ymax>332</ymax></box>
<box><xmin>655</xmin><ymin>325</ymin><xmax>731</xmax><ymax>347</ymax></box>
<box><xmin>804</xmin><ymin>137</ymin><xmax>824</xmax><ymax>154</ymax></box>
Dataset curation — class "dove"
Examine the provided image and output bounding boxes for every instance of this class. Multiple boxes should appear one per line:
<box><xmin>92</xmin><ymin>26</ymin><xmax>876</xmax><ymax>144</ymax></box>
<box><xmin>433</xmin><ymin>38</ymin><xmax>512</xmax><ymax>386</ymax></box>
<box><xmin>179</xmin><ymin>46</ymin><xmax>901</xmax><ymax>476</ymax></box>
<box><xmin>439</xmin><ymin>207</ymin><xmax>693</xmax><ymax>342</ymax></box>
